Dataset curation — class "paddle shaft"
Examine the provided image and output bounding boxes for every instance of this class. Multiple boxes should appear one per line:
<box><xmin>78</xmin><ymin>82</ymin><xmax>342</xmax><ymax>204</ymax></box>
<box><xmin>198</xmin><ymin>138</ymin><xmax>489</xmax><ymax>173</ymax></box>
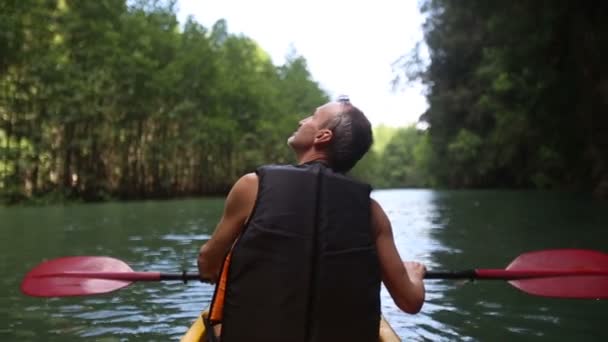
<box><xmin>39</xmin><ymin>269</ymin><xmax>608</xmax><ymax>282</ymax></box>
<box><xmin>34</xmin><ymin>271</ymin><xmax>202</xmax><ymax>282</ymax></box>
<box><xmin>426</xmin><ymin>269</ymin><xmax>608</xmax><ymax>280</ymax></box>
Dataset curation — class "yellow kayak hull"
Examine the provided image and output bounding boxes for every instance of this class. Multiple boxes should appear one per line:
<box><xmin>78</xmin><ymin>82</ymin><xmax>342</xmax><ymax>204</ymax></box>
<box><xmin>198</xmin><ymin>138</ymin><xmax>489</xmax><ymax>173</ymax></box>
<box><xmin>180</xmin><ymin>311</ymin><xmax>401</xmax><ymax>342</ymax></box>
<box><xmin>180</xmin><ymin>311</ymin><xmax>207</xmax><ymax>342</ymax></box>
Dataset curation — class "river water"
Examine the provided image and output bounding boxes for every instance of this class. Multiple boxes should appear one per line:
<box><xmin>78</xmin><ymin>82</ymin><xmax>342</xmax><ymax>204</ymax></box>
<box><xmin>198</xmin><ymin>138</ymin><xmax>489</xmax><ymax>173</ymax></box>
<box><xmin>1</xmin><ymin>189</ymin><xmax>606</xmax><ymax>341</ymax></box>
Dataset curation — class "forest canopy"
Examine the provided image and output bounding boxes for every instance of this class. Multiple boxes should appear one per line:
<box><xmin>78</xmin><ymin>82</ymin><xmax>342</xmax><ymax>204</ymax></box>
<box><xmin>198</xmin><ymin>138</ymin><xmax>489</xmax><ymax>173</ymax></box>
<box><xmin>396</xmin><ymin>0</ymin><xmax>608</xmax><ymax>197</ymax></box>
<box><xmin>0</xmin><ymin>0</ymin><xmax>329</xmax><ymax>203</ymax></box>
<box><xmin>2</xmin><ymin>0</ymin><xmax>607</xmax><ymax>204</ymax></box>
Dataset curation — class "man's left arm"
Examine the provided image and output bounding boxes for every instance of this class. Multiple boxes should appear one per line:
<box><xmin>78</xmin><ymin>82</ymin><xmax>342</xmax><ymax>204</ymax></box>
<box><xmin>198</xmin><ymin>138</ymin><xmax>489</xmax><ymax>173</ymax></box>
<box><xmin>197</xmin><ymin>173</ymin><xmax>258</xmax><ymax>282</ymax></box>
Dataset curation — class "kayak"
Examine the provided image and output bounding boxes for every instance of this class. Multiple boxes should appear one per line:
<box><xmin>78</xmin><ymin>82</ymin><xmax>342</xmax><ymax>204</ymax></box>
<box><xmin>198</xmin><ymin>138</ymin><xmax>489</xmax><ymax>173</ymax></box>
<box><xmin>180</xmin><ymin>310</ymin><xmax>401</xmax><ymax>342</ymax></box>
<box><xmin>180</xmin><ymin>311</ymin><xmax>206</xmax><ymax>342</ymax></box>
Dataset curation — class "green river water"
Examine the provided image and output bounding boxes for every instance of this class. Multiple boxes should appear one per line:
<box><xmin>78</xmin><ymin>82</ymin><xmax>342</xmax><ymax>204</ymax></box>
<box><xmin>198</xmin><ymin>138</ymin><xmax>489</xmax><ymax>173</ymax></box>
<box><xmin>1</xmin><ymin>189</ymin><xmax>607</xmax><ymax>341</ymax></box>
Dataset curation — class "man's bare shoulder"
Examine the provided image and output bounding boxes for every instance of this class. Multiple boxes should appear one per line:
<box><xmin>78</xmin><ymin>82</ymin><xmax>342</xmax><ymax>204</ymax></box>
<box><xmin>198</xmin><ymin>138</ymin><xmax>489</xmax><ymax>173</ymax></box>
<box><xmin>232</xmin><ymin>172</ymin><xmax>259</xmax><ymax>192</ymax></box>
<box><xmin>370</xmin><ymin>198</ymin><xmax>388</xmax><ymax>219</ymax></box>
<box><xmin>370</xmin><ymin>198</ymin><xmax>391</xmax><ymax>239</ymax></box>
<box><xmin>226</xmin><ymin>173</ymin><xmax>259</xmax><ymax>209</ymax></box>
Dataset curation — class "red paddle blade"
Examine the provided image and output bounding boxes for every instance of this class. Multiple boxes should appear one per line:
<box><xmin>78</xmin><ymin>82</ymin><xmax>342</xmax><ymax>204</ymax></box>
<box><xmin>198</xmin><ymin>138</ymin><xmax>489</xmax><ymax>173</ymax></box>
<box><xmin>21</xmin><ymin>256</ymin><xmax>134</xmax><ymax>297</ymax></box>
<box><xmin>507</xmin><ymin>249</ymin><xmax>608</xmax><ymax>299</ymax></box>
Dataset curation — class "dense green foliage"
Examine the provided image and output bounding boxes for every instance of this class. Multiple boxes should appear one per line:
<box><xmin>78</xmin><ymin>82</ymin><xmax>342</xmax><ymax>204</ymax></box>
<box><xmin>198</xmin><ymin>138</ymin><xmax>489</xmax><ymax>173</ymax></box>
<box><xmin>401</xmin><ymin>0</ymin><xmax>608</xmax><ymax>196</ymax></box>
<box><xmin>4</xmin><ymin>1</ymin><xmax>606</xmax><ymax>204</ymax></box>
<box><xmin>0</xmin><ymin>0</ymin><xmax>328</xmax><ymax>203</ymax></box>
<box><xmin>352</xmin><ymin>125</ymin><xmax>434</xmax><ymax>189</ymax></box>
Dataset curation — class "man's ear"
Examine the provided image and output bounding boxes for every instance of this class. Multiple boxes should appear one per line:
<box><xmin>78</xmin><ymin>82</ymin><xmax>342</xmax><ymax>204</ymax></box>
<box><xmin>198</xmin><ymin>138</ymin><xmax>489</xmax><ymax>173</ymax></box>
<box><xmin>314</xmin><ymin>128</ymin><xmax>333</xmax><ymax>145</ymax></box>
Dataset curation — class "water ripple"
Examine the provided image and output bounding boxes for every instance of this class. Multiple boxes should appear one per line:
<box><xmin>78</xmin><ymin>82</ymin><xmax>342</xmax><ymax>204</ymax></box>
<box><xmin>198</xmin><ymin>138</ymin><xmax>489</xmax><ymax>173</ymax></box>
<box><xmin>4</xmin><ymin>191</ymin><xmax>608</xmax><ymax>341</ymax></box>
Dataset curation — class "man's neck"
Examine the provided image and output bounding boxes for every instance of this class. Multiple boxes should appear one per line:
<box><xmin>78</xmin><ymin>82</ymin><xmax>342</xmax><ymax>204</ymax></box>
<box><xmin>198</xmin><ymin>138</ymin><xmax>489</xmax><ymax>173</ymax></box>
<box><xmin>296</xmin><ymin>150</ymin><xmax>329</xmax><ymax>165</ymax></box>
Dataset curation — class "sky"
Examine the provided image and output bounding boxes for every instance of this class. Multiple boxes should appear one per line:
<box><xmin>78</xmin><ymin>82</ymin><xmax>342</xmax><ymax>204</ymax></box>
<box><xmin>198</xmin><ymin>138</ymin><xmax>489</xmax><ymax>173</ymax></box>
<box><xmin>176</xmin><ymin>0</ymin><xmax>429</xmax><ymax>127</ymax></box>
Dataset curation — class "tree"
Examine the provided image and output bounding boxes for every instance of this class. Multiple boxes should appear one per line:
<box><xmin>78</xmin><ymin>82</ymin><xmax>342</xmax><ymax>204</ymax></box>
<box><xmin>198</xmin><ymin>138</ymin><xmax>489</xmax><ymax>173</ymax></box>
<box><xmin>0</xmin><ymin>0</ymin><xmax>329</xmax><ymax>203</ymax></box>
<box><xmin>398</xmin><ymin>0</ymin><xmax>608</xmax><ymax>196</ymax></box>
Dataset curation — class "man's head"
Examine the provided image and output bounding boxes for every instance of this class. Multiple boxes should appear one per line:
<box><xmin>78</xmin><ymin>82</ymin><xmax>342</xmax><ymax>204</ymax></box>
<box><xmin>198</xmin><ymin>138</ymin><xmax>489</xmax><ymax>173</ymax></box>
<box><xmin>287</xmin><ymin>97</ymin><xmax>373</xmax><ymax>173</ymax></box>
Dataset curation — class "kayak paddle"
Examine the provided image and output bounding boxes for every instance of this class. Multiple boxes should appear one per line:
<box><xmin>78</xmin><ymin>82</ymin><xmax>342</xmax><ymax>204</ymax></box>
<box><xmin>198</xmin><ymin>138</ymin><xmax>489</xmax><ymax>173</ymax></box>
<box><xmin>425</xmin><ymin>249</ymin><xmax>608</xmax><ymax>299</ymax></box>
<box><xmin>21</xmin><ymin>256</ymin><xmax>203</xmax><ymax>297</ymax></box>
<box><xmin>21</xmin><ymin>249</ymin><xmax>608</xmax><ymax>299</ymax></box>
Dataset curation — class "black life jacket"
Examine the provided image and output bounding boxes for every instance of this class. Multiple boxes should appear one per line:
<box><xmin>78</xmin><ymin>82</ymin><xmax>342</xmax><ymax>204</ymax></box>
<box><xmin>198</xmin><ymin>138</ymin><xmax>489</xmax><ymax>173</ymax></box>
<box><xmin>220</xmin><ymin>162</ymin><xmax>381</xmax><ymax>342</ymax></box>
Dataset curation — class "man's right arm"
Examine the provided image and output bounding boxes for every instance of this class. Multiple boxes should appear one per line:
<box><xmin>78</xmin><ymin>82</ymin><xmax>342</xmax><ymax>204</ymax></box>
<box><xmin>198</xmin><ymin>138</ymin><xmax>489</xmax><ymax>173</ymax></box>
<box><xmin>197</xmin><ymin>173</ymin><xmax>258</xmax><ymax>283</ymax></box>
<box><xmin>371</xmin><ymin>198</ymin><xmax>426</xmax><ymax>314</ymax></box>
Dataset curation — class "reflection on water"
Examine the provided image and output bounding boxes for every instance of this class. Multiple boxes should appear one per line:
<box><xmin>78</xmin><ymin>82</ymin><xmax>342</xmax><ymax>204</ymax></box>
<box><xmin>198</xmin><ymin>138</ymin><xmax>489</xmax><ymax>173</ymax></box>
<box><xmin>0</xmin><ymin>199</ymin><xmax>222</xmax><ymax>341</ymax></box>
<box><xmin>373</xmin><ymin>189</ymin><xmax>465</xmax><ymax>341</ymax></box>
<box><xmin>384</xmin><ymin>190</ymin><xmax>608</xmax><ymax>342</ymax></box>
<box><xmin>1</xmin><ymin>191</ymin><xmax>607</xmax><ymax>341</ymax></box>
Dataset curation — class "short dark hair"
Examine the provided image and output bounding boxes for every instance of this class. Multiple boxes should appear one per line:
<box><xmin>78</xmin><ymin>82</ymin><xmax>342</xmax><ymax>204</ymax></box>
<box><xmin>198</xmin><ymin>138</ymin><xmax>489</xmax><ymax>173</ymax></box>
<box><xmin>325</xmin><ymin>101</ymin><xmax>373</xmax><ymax>173</ymax></box>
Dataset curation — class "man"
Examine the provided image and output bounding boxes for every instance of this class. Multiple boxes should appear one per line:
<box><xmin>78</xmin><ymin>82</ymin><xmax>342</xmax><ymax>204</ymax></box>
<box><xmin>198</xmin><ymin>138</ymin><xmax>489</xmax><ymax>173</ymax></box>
<box><xmin>198</xmin><ymin>97</ymin><xmax>426</xmax><ymax>341</ymax></box>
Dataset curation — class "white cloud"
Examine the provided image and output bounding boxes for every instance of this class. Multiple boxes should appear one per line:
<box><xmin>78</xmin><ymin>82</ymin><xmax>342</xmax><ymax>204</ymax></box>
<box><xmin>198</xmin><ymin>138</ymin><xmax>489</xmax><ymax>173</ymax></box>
<box><xmin>176</xmin><ymin>0</ymin><xmax>428</xmax><ymax>127</ymax></box>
